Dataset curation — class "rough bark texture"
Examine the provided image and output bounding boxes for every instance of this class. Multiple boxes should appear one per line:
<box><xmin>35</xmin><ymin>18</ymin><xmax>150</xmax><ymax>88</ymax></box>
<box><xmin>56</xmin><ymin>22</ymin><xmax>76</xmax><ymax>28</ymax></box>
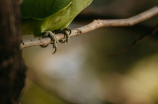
<box><xmin>0</xmin><ymin>0</ymin><xmax>26</xmax><ymax>104</ymax></box>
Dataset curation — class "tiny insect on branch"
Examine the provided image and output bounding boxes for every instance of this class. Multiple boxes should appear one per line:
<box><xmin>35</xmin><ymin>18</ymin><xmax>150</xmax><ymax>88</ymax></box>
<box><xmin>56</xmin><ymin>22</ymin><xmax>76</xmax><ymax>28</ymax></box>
<box><xmin>20</xmin><ymin>5</ymin><xmax>158</xmax><ymax>49</ymax></box>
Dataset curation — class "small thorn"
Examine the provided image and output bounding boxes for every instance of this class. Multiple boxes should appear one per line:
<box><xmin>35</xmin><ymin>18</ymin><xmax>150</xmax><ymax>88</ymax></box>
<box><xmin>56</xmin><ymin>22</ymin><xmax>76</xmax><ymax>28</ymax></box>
<box><xmin>52</xmin><ymin>47</ymin><xmax>57</xmax><ymax>54</ymax></box>
<box><xmin>20</xmin><ymin>40</ymin><xmax>24</xmax><ymax>45</ymax></box>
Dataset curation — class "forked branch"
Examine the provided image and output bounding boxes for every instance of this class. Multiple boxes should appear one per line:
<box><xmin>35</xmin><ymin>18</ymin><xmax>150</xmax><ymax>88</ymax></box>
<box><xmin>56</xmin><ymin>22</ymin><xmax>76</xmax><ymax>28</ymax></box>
<box><xmin>20</xmin><ymin>5</ymin><xmax>158</xmax><ymax>49</ymax></box>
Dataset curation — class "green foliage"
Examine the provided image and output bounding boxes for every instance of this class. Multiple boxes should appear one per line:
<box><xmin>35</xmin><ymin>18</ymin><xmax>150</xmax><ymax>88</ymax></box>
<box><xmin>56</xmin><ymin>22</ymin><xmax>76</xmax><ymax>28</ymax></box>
<box><xmin>21</xmin><ymin>0</ymin><xmax>72</xmax><ymax>19</ymax></box>
<box><xmin>21</xmin><ymin>81</ymin><xmax>66</xmax><ymax>104</ymax></box>
<box><xmin>21</xmin><ymin>0</ymin><xmax>92</xmax><ymax>37</ymax></box>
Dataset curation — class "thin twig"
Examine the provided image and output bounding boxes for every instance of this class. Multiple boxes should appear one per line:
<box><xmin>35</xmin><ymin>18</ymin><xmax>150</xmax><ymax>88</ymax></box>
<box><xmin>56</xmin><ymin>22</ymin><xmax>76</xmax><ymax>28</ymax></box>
<box><xmin>109</xmin><ymin>24</ymin><xmax>158</xmax><ymax>56</ymax></box>
<box><xmin>20</xmin><ymin>5</ymin><xmax>158</xmax><ymax>49</ymax></box>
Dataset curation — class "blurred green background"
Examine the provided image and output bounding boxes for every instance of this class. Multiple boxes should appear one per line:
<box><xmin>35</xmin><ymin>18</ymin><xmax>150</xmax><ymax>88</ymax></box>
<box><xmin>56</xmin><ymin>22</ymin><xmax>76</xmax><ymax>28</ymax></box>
<box><xmin>21</xmin><ymin>0</ymin><xmax>158</xmax><ymax>104</ymax></box>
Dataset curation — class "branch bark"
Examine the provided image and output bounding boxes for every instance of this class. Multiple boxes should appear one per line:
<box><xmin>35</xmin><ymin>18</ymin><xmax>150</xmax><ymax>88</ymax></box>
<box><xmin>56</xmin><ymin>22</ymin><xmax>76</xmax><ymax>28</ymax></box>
<box><xmin>20</xmin><ymin>5</ymin><xmax>158</xmax><ymax>49</ymax></box>
<box><xmin>0</xmin><ymin>0</ymin><xmax>26</xmax><ymax>104</ymax></box>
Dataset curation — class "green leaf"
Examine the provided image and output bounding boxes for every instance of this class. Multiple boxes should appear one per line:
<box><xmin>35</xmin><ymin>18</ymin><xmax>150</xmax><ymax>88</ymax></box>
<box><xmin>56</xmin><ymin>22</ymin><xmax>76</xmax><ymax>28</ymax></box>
<box><xmin>21</xmin><ymin>0</ymin><xmax>73</xmax><ymax>19</ymax></box>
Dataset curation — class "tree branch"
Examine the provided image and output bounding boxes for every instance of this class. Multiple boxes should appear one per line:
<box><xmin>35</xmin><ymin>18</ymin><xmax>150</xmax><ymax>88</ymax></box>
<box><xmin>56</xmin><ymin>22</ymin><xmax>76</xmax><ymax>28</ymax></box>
<box><xmin>0</xmin><ymin>0</ymin><xmax>26</xmax><ymax>103</ymax></box>
<box><xmin>20</xmin><ymin>5</ymin><xmax>158</xmax><ymax>49</ymax></box>
<box><xmin>109</xmin><ymin>24</ymin><xmax>158</xmax><ymax>56</ymax></box>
